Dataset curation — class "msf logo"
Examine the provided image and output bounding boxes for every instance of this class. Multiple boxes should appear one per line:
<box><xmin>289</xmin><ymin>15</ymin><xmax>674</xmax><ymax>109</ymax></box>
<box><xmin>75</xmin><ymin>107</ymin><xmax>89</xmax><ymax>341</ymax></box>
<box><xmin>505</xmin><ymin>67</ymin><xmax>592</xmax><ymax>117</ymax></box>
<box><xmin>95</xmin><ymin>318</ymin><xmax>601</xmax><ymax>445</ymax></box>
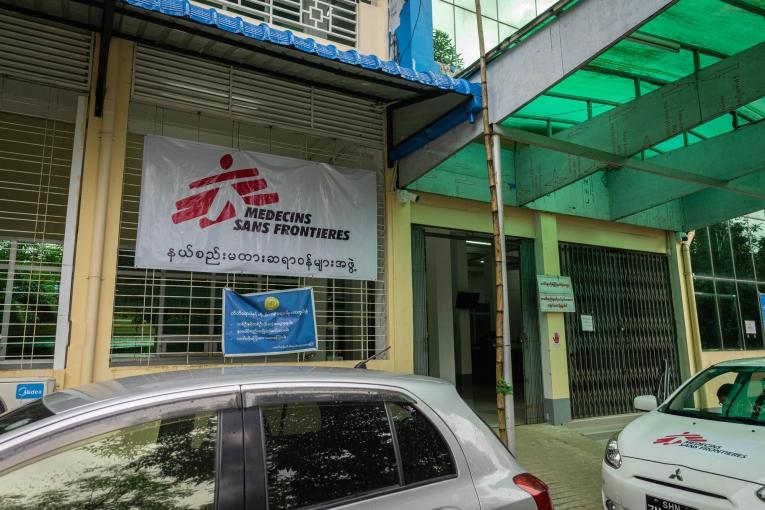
<box><xmin>653</xmin><ymin>432</ymin><xmax>707</xmax><ymax>446</ymax></box>
<box><xmin>172</xmin><ymin>154</ymin><xmax>279</xmax><ymax>229</ymax></box>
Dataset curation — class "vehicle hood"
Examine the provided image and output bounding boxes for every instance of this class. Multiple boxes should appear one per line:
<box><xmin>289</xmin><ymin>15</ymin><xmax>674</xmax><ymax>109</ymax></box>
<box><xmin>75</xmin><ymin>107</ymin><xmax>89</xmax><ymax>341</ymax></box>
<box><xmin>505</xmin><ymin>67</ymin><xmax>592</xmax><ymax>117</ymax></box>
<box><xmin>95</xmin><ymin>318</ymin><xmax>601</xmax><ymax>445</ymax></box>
<box><xmin>619</xmin><ymin>411</ymin><xmax>765</xmax><ymax>484</ymax></box>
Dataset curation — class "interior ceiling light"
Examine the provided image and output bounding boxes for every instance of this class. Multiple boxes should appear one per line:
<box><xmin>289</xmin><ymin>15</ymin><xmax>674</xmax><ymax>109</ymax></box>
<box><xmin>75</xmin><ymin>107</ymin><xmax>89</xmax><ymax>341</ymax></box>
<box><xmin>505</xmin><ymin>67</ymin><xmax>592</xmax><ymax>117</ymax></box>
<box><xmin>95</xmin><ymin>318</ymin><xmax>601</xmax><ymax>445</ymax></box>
<box><xmin>466</xmin><ymin>240</ymin><xmax>492</xmax><ymax>246</ymax></box>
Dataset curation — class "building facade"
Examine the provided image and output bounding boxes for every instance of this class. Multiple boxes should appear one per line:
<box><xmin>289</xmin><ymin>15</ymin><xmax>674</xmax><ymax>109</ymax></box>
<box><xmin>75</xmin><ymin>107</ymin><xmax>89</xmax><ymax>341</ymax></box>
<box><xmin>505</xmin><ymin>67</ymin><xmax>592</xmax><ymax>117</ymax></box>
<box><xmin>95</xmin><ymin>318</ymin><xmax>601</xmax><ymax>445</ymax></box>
<box><xmin>689</xmin><ymin>212</ymin><xmax>765</xmax><ymax>365</ymax></box>
<box><xmin>1</xmin><ymin>0</ymin><xmax>762</xmax><ymax>426</ymax></box>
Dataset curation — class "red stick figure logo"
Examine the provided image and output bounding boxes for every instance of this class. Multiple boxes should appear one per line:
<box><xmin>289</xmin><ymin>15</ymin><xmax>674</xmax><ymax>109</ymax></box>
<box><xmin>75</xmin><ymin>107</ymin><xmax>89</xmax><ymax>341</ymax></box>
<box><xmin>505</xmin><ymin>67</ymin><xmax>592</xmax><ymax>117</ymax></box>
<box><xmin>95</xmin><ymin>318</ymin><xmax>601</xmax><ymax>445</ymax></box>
<box><xmin>172</xmin><ymin>154</ymin><xmax>279</xmax><ymax>228</ymax></box>
<box><xmin>653</xmin><ymin>432</ymin><xmax>707</xmax><ymax>445</ymax></box>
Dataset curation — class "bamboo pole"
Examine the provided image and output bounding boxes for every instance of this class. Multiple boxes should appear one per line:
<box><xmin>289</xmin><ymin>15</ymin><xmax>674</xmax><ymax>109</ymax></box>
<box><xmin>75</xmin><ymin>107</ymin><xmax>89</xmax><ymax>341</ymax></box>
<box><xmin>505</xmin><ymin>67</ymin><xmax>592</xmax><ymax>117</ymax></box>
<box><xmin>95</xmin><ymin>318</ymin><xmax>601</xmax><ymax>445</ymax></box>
<box><xmin>474</xmin><ymin>0</ymin><xmax>514</xmax><ymax>450</ymax></box>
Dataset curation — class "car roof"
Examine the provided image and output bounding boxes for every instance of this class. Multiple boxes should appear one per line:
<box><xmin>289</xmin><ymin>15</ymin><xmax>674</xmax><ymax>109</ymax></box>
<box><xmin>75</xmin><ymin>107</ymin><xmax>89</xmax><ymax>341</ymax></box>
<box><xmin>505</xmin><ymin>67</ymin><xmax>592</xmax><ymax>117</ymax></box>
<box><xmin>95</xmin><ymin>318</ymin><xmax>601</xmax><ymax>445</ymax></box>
<box><xmin>41</xmin><ymin>366</ymin><xmax>449</xmax><ymax>416</ymax></box>
<box><xmin>712</xmin><ymin>357</ymin><xmax>765</xmax><ymax>368</ymax></box>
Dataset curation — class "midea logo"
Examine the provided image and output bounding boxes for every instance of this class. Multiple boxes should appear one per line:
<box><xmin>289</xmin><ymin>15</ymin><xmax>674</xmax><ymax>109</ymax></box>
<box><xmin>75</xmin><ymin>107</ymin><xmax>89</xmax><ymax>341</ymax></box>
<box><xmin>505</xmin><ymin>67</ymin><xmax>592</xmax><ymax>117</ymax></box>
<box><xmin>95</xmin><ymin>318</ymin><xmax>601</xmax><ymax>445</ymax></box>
<box><xmin>15</xmin><ymin>384</ymin><xmax>44</xmax><ymax>399</ymax></box>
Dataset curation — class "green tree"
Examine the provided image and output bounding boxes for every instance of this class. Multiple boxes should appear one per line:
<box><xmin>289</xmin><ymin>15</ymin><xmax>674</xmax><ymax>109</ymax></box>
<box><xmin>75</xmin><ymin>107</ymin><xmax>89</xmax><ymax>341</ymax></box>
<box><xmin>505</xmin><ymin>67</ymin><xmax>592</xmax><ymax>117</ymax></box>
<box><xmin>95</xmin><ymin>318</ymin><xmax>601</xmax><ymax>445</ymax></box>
<box><xmin>433</xmin><ymin>29</ymin><xmax>464</xmax><ymax>71</ymax></box>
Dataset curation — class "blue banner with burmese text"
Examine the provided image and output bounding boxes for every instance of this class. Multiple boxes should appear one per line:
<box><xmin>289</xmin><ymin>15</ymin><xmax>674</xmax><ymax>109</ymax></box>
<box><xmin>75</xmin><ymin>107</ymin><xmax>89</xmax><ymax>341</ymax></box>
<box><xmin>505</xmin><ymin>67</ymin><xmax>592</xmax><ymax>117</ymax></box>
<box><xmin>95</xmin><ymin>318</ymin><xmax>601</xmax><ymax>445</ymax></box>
<box><xmin>223</xmin><ymin>287</ymin><xmax>317</xmax><ymax>356</ymax></box>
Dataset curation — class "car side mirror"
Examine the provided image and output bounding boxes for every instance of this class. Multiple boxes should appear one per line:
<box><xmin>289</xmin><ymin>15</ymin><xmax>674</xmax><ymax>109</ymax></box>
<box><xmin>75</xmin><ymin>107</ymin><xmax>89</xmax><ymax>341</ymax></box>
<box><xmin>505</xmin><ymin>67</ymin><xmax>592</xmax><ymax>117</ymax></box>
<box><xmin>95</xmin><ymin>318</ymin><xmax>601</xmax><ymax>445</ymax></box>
<box><xmin>634</xmin><ymin>395</ymin><xmax>658</xmax><ymax>412</ymax></box>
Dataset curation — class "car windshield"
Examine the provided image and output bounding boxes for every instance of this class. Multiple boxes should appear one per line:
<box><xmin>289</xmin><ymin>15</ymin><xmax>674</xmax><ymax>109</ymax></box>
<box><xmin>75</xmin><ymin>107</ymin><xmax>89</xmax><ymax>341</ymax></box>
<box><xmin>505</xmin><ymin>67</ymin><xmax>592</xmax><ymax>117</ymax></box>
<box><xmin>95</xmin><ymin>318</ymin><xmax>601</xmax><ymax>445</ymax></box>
<box><xmin>0</xmin><ymin>400</ymin><xmax>54</xmax><ymax>435</ymax></box>
<box><xmin>663</xmin><ymin>365</ymin><xmax>765</xmax><ymax>426</ymax></box>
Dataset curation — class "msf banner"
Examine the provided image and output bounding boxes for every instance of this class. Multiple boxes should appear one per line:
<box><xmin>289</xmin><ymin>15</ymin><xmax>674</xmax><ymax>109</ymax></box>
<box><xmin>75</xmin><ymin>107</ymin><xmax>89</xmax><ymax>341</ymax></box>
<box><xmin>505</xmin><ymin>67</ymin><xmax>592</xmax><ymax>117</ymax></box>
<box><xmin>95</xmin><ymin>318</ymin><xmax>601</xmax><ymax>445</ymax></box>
<box><xmin>135</xmin><ymin>135</ymin><xmax>377</xmax><ymax>280</ymax></box>
<box><xmin>222</xmin><ymin>288</ymin><xmax>318</xmax><ymax>357</ymax></box>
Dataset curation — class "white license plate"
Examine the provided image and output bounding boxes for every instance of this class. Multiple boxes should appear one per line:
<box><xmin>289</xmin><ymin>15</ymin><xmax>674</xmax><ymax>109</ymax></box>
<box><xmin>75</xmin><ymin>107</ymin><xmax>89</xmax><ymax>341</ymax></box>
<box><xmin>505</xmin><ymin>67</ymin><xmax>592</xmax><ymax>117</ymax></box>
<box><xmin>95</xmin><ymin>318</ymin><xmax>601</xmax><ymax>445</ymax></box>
<box><xmin>646</xmin><ymin>495</ymin><xmax>697</xmax><ymax>510</ymax></box>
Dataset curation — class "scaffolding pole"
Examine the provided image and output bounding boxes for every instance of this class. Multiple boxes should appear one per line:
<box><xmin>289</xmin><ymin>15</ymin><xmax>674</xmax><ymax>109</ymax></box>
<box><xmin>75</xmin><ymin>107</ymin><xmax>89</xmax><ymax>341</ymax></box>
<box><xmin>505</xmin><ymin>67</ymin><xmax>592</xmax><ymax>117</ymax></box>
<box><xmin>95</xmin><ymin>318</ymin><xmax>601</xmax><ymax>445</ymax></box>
<box><xmin>474</xmin><ymin>0</ymin><xmax>515</xmax><ymax>454</ymax></box>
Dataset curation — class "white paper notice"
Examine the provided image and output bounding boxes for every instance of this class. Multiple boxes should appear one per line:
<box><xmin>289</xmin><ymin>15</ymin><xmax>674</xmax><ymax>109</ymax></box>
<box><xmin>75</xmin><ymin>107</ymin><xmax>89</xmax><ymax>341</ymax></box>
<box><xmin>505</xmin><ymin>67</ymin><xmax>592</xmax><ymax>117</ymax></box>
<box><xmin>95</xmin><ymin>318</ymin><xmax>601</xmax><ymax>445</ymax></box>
<box><xmin>581</xmin><ymin>314</ymin><xmax>594</xmax><ymax>332</ymax></box>
<box><xmin>745</xmin><ymin>320</ymin><xmax>757</xmax><ymax>335</ymax></box>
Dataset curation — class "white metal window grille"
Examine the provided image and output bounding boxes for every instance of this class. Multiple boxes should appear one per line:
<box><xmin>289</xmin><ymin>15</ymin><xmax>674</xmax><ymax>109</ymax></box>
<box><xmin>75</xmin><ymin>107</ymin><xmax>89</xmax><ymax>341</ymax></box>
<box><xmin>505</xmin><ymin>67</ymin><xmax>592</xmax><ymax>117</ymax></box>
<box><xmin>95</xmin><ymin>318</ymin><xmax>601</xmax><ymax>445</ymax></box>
<box><xmin>0</xmin><ymin>13</ymin><xmax>92</xmax><ymax>92</ymax></box>
<box><xmin>131</xmin><ymin>45</ymin><xmax>384</xmax><ymax>147</ymax></box>
<box><xmin>0</xmin><ymin>111</ymin><xmax>74</xmax><ymax>368</ymax></box>
<box><xmin>111</xmin><ymin>105</ymin><xmax>386</xmax><ymax>366</ymax></box>
<box><xmin>192</xmin><ymin>0</ymin><xmax>362</xmax><ymax>46</ymax></box>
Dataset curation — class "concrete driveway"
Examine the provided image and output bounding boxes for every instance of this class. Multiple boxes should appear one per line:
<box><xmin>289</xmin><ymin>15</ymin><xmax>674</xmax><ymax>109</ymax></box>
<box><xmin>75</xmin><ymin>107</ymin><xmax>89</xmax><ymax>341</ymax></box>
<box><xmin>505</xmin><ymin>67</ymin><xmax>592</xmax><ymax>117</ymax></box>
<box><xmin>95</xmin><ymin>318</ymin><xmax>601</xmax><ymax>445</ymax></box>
<box><xmin>516</xmin><ymin>424</ymin><xmax>606</xmax><ymax>510</ymax></box>
<box><xmin>514</xmin><ymin>414</ymin><xmax>639</xmax><ymax>510</ymax></box>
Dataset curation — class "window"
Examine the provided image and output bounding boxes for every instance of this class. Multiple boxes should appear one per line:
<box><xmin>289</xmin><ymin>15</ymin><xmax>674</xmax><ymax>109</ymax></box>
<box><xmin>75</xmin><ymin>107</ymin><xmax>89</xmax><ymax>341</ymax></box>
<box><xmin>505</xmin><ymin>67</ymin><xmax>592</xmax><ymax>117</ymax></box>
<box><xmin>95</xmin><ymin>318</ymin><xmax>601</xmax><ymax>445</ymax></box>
<box><xmin>433</xmin><ymin>0</ymin><xmax>552</xmax><ymax>71</ymax></box>
<box><xmin>0</xmin><ymin>412</ymin><xmax>219</xmax><ymax>509</ymax></box>
<box><xmin>262</xmin><ymin>401</ymin><xmax>398</xmax><ymax>509</ymax></box>
<box><xmin>189</xmin><ymin>0</ymin><xmax>360</xmax><ymax>47</ymax></box>
<box><xmin>0</xmin><ymin>110</ymin><xmax>75</xmax><ymax>368</ymax></box>
<box><xmin>690</xmin><ymin>214</ymin><xmax>765</xmax><ymax>351</ymax></box>
<box><xmin>0</xmin><ymin>399</ymin><xmax>54</xmax><ymax>433</ymax></box>
<box><xmin>388</xmin><ymin>401</ymin><xmax>456</xmax><ymax>485</ymax></box>
<box><xmin>110</xmin><ymin>104</ymin><xmax>385</xmax><ymax>366</ymax></box>
<box><xmin>664</xmin><ymin>366</ymin><xmax>765</xmax><ymax>425</ymax></box>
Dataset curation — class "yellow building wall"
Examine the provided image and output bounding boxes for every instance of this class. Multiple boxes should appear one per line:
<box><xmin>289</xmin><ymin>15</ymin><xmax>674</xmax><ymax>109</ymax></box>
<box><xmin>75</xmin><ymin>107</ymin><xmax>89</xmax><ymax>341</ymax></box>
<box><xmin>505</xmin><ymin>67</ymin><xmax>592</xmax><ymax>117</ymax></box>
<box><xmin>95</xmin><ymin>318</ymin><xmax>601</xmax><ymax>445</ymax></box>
<box><xmin>408</xmin><ymin>190</ymin><xmax>678</xmax><ymax>406</ymax></box>
<box><xmin>410</xmin><ymin>191</ymin><xmax>667</xmax><ymax>254</ymax></box>
<box><xmin>0</xmin><ymin>42</ymin><xmax>707</xmax><ymax>392</ymax></box>
<box><xmin>533</xmin><ymin>212</ymin><xmax>570</xmax><ymax>404</ymax></box>
<box><xmin>62</xmin><ymin>38</ymin><xmax>107</xmax><ymax>388</ymax></box>
<box><xmin>674</xmin><ymin>239</ymin><xmax>701</xmax><ymax>376</ymax></box>
<box><xmin>358</xmin><ymin>0</ymin><xmax>389</xmax><ymax>59</ymax></box>
<box><xmin>699</xmin><ymin>350</ymin><xmax>765</xmax><ymax>370</ymax></box>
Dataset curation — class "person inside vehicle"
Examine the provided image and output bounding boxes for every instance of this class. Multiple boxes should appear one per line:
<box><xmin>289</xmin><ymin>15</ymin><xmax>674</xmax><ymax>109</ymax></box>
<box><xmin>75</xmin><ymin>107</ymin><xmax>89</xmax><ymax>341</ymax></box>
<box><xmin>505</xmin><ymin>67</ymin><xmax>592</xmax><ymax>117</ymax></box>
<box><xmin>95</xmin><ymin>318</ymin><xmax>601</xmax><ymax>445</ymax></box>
<box><xmin>717</xmin><ymin>383</ymin><xmax>734</xmax><ymax>407</ymax></box>
<box><xmin>718</xmin><ymin>379</ymin><xmax>757</xmax><ymax>418</ymax></box>
<box><xmin>752</xmin><ymin>390</ymin><xmax>765</xmax><ymax>420</ymax></box>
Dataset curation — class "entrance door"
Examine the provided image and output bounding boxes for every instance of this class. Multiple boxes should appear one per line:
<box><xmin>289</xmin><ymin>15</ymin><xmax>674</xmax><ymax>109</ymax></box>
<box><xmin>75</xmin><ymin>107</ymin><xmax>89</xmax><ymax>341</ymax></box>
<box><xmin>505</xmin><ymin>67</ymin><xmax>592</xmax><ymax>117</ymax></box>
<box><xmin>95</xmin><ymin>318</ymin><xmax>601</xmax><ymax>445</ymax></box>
<box><xmin>520</xmin><ymin>239</ymin><xmax>544</xmax><ymax>423</ymax></box>
<box><xmin>415</xmin><ymin>228</ymin><xmax>539</xmax><ymax>424</ymax></box>
<box><xmin>560</xmin><ymin>243</ymin><xmax>681</xmax><ymax>419</ymax></box>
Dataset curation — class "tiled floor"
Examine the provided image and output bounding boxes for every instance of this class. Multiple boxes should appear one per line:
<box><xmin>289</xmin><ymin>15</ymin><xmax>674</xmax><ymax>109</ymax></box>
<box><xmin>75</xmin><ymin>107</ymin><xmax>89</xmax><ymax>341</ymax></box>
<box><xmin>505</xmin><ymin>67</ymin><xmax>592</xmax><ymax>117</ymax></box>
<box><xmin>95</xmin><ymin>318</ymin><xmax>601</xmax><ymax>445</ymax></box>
<box><xmin>516</xmin><ymin>424</ymin><xmax>605</xmax><ymax>510</ymax></box>
<box><xmin>461</xmin><ymin>384</ymin><xmax>606</xmax><ymax>510</ymax></box>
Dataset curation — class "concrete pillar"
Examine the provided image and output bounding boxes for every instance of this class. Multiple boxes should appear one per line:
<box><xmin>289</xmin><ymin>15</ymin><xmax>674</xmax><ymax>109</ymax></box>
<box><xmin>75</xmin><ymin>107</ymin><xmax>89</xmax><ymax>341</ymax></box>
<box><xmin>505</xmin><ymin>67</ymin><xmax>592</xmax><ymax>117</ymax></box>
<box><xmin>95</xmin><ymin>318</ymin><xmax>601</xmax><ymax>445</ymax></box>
<box><xmin>534</xmin><ymin>212</ymin><xmax>572</xmax><ymax>424</ymax></box>
<box><xmin>66</xmin><ymin>38</ymin><xmax>133</xmax><ymax>386</ymax></box>
<box><xmin>667</xmin><ymin>232</ymin><xmax>693</xmax><ymax>381</ymax></box>
<box><xmin>451</xmin><ymin>240</ymin><xmax>472</xmax><ymax>385</ymax></box>
<box><xmin>426</xmin><ymin>237</ymin><xmax>456</xmax><ymax>384</ymax></box>
<box><xmin>384</xmin><ymin>171</ymin><xmax>414</xmax><ymax>374</ymax></box>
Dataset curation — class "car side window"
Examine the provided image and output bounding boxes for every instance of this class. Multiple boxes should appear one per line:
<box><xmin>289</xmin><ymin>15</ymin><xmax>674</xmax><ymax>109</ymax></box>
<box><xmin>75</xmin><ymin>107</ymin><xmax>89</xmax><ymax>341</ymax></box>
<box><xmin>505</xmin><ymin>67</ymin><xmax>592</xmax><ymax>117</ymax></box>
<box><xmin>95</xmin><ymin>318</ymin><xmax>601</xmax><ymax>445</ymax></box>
<box><xmin>388</xmin><ymin>401</ymin><xmax>456</xmax><ymax>485</ymax></box>
<box><xmin>261</xmin><ymin>401</ymin><xmax>398</xmax><ymax>509</ymax></box>
<box><xmin>0</xmin><ymin>411</ymin><xmax>218</xmax><ymax>509</ymax></box>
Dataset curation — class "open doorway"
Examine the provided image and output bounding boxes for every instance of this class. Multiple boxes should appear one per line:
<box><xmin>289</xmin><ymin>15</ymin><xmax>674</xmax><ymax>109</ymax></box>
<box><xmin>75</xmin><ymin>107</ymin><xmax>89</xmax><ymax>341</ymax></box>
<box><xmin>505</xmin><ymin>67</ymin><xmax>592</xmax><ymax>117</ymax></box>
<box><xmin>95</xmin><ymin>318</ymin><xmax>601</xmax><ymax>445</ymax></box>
<box><xmin>412</xmin><ymin>227</ymin><xmax>542</xmax><ymax>425</ymax></box>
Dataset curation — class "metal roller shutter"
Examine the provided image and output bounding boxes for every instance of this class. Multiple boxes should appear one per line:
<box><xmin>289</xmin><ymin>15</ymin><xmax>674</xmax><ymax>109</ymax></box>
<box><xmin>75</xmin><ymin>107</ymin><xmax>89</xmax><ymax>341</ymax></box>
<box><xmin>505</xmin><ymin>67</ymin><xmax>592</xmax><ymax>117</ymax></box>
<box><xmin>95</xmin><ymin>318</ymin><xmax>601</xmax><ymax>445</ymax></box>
<box><xmin>132</xmin><ymin>45</ymin><xmax>384</xmax><ymax>147</ymax></box>
<box><xmin>0</xmin><ymin>13</ymin><xmax>92</xmax><ymax>92</ymax></box>
<box><xmin>560</xmin><ymin>243</ymin><xmax>681</xmax><ymax>419</ymax></box>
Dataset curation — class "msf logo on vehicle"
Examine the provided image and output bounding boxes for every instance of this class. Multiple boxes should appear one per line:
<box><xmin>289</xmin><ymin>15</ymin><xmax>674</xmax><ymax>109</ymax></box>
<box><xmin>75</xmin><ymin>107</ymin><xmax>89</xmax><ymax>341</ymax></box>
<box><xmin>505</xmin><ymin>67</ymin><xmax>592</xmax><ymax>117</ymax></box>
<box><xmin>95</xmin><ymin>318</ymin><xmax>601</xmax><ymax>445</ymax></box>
<box><xmin>652</xmin><ymin>432</ymin><xmax>747</xmax><ymax>459</ymax></box>
<box><xmin>172</xmin><ymin>154</ymin><xmax>279</xmax><ymax>229</ymax></box>
<box><xmin>653</xmin><ymin>432</ymin><xmax>707</xmax><ymax>446</ymax></box>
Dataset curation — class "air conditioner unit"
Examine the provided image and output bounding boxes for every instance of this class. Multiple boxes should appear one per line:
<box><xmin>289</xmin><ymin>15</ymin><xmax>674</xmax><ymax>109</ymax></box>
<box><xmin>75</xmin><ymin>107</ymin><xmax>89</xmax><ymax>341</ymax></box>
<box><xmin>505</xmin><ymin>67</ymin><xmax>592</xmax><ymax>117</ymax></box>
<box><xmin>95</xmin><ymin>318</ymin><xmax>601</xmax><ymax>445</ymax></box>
<box><xmin>0</xmin><ymin>378</ymin><xmax>56</xmax><ymax>414</ymax></box>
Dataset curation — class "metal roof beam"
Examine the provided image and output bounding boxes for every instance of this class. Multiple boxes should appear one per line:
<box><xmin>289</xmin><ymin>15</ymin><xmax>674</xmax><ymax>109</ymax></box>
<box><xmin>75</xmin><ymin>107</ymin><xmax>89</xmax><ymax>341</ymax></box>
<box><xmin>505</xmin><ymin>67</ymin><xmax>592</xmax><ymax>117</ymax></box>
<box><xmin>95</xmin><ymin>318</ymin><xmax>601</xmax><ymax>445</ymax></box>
<box><xmin>544</xmin><ymin>92</ymin><xmax>623</xmax><ymax>107</ymax></box>
<box><xmin>94</xmin><ymin>0</ymin><xmax>115</xmax><ymax>117</ymax></box>
<box><xmin>515</xmin><ymin>41</ymin><xmax>765</xmax><ymax>204</ymax></box>
<box><xmin>719</xmin><ymin>0</ymin><xmax>765</xmax><ymax>17</ymax></box>
<box><xmin>396</xmin><ymin>0</ymin><xmax>676</xmax><ymax>187</ymax></box>
<box><xmin>609</xmin><ymin>122</ymin><xmax>765</xmax><ymax>219</ymax></box>
<box><xmin>629</xmin><ymin>31</ymin><xmax>731</xmax><ymax>60</ymax></box>
<box><xmin>581</xmin><ymin>65</ymin><xmax>670</xmax><ymax>87</ymax></box>
<box><xmin>496</xmin><ymin>124</ymin><xmax>765</xmax><ymax>198</ymax></box>
<box><xmin>682</xmin><ymin>170</ymin><xmax>765</xmax><ymax>231</ymax></box>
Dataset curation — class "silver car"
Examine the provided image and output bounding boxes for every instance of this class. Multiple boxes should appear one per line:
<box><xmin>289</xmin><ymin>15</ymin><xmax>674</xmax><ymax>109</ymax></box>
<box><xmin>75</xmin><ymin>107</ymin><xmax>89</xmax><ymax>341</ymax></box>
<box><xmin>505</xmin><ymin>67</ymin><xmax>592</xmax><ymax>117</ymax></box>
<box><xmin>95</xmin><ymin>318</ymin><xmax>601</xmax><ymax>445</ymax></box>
<box><xmin>0</xmin><ymin>367</ymin><xmax>551</xmax><ymax>510</ymax></box>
